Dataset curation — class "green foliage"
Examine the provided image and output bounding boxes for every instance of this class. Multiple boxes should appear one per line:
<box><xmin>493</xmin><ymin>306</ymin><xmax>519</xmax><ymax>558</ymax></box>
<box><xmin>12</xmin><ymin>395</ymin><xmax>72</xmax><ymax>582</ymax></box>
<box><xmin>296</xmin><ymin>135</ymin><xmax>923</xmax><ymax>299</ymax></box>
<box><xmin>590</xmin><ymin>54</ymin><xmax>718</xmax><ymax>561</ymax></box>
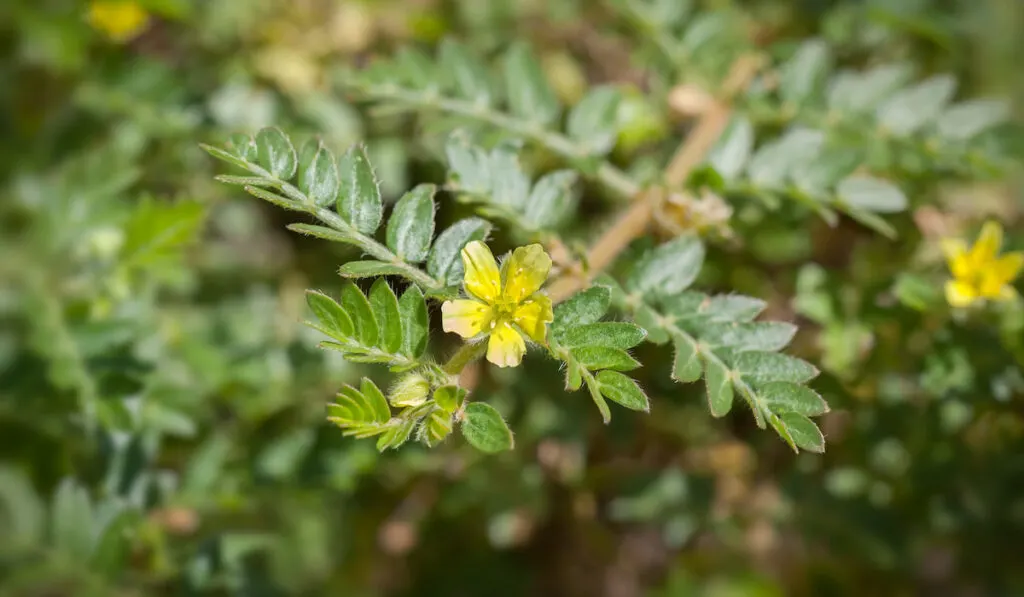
<box><xmin>4</xmin><ymin>0</ymin><xmax>1024</xmax><ymax>595</ymax></box>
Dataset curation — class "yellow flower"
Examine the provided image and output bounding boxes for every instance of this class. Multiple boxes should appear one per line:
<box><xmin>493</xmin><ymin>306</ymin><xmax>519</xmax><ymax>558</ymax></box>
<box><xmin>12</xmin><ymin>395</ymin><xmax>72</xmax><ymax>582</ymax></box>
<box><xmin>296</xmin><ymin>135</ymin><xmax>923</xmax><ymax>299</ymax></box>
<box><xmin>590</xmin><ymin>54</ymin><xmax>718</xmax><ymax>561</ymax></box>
<box><xmin>441</xmin><ymin>241</ymin><xmax>554</xmax><ymax>368</ymax></box>
<box><xmin>88</xmin><ymin>0</ymin><xmax>150</xmax><ymax>43</ymax></box>
<box><xmin>942</xmin><ymin>221</ymin><xmax>1023</xmax><ymax>307</ymax></box>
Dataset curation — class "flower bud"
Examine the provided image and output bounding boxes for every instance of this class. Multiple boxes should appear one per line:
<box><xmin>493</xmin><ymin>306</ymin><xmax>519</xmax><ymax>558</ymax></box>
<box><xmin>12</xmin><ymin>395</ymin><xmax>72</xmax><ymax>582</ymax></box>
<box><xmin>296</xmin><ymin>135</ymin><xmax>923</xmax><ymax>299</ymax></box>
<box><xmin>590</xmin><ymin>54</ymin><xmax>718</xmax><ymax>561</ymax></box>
<box><xmin>389</xmin><ymin>373</ymin><xmax>430</xmax><ymax>407</ymax></box>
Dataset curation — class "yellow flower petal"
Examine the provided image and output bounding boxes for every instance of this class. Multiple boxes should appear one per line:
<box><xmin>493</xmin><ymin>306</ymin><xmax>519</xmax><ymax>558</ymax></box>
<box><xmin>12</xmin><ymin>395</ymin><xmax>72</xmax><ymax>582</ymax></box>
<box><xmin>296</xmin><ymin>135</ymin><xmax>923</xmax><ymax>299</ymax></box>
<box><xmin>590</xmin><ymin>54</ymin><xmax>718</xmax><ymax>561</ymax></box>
<box><xmin>486</xmin><ymin>322</ymin><xmax>526</xmax><ymax>368</ymax></box>
<box><xmin>441</xmin><ymin>299</ymin><xmax>493</xmax><ymax>338</ymax></box>
<box><xmin>945</xmin><ymin>280</ymin><xmax>978</xmax><ymax>308</ymax></box>
<box><xmin>941</xmin><ymin>238</ymin><xmax>972</xmax><ymax>279</ymax></box>
<box><xmin>969</xmin><ymin>220</ymin><xmax>1003</xmax><ymax>265</ymax></box>
<box><xmin>512</xmin><ymin>295</ymin><xmax>553</xmax><ymax>343</ymax></box>
<box><xmin>461</xmin><ymin>241</ymin><xmax>502</xmax><ymax>303</ymax></box>
<box><xmin>88</xmin><ymin>0</ymin><xmax>150</xmax><ymax>42</ymax></box>
<box><xmin>501</xmin><ymin>244</ymin><xmax>552</xmax><ymax>303</ymax></box>
<box><xmin>979</xmin><ymin>253</ymin><xmax>1023</xmax><ymax>298</ymax></box>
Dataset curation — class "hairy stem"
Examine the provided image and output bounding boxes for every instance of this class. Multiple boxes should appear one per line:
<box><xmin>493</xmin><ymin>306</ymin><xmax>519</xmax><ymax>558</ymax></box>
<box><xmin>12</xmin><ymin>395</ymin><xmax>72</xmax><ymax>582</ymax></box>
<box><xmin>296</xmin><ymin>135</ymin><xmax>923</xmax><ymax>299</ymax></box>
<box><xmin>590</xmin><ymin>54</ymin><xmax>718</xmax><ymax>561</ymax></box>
<box><xmin>442</xmin><ymin>341</ymin><xmax>489</xmax><ymax>376</ymax></box>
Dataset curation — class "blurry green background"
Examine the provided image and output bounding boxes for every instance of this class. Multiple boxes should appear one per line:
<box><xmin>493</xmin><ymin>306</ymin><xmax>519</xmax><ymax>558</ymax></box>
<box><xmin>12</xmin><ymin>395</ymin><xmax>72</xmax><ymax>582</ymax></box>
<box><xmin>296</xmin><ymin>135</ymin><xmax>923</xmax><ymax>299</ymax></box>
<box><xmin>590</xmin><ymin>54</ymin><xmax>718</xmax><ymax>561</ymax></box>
<box><xmin>2</xmin><ymin>0</ymin><xmax>1023</xmax><ymax>595</ymax></box>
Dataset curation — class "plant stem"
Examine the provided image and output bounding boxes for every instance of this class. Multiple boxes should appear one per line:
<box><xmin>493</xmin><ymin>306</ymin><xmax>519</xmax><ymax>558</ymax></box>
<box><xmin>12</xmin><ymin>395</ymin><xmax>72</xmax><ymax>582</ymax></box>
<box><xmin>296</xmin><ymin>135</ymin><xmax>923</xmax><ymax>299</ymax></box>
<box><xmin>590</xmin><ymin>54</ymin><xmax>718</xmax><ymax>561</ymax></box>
<box><xmin>442</xmin><ymin>341</ymin><xmax>489</xmax><ymax>375</ymax></box>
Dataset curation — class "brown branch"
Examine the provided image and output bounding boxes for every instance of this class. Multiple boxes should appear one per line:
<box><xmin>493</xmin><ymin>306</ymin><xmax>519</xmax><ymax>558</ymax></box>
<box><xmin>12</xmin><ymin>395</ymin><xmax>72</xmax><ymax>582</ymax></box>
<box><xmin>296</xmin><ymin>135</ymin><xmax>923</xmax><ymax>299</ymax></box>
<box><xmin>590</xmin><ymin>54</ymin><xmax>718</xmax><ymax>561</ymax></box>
<box><xmin>547</xmin><ymin>54</ymin><xmax>764</xmax><ymax>304</ymax></box>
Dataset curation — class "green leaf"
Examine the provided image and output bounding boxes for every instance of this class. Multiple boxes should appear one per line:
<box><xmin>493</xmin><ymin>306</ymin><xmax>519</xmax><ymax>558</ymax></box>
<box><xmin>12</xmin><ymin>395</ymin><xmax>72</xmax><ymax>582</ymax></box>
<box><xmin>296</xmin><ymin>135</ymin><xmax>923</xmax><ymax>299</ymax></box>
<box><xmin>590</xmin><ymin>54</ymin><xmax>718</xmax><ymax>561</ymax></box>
<box><xmin>844</xmin><ymin>205</ymin><xmax>898</xmax><ymax>239</ymax></box>
<box><xmin>51</xmin><ymin>478</ymin><xmax>94</xmax><ymax>559</ymax></box>
<box><xmin>747</xmin><ymin>128</ymin><xmax>825</xmax><ymax>187</ymax></box>
<box><xmin>671</xmin><ymin>334</ymin><xmax>703</xmax><ymax>383</ymax></box>
<box><xmin>707</xmin><ymin>116</ymin><xmax>754</xmax><ymax>180</ymax></box>
<box><xmin>699</xmin><ymin>321</ymin><xmax>797</xmax><ymax>352</ymax></box>
<box><xmin>704</xmin><ymin>357</ymin><xmax>733</xmax><ymax>417</ymax></box>
<box><xmin>779</xmin><ymin>412</ymin><xmax>825</xmax><ymax>453</ymax></box>
<box><xmin>90</xmin><ymin>506</ymin><xmax>139</xmax><ymax>578</ymax></box>
<box><xmin>828</xmin><ymin>63</ymin><xmax>914</xmax><ymax>113</ymax></box>
<box><xmin>338</xmin><ymin>145</ymin><xmax>383</xmax><ymax>234</ymax></box>
<box><xmin>202</xmin><ymin>142</ymin><xmax>256</xmax><ymax>172</ymax></box>
<box><xmin>461</xmin><ymin>403</ymin><xmax>514</xmax><ymax>453</ymax></box>
<box><xmin>595</xmin><ymin>370</ymin><xmax>650</xmax><ymax>412</ymax></box>
<box><xmin>434</xmin><ymin>385</ymin><xmax>467</xmax><ymax>413</ymax></box>
<box><xmin>792</xmin><ymin>147</ymin><xmax>862</xmax><ymax>194</ymax></box>
<box><xmin>305</xmin><ymin>290</ymin><xmax>354</xmax><ymax>338</ymax></box>
<box><xmin>584</xmin><ymin>374</ymin><xmax>612</xmax><ymax>423</ymax></box>
<box><xmin>0</xmin><ymin>467</ymin><xmax>45</xmax><ymax>550</ymax></box>
<box><xmin>228</xmin><ymin>133</ymin><xmax>258</xmax><ymax>162</ymax></box>
<box><xmin>627</xmin><ymin>235</ymin><xmax>705</xmax><ymax>297</ymax></box>
<box><xmin>937</xmin><ymin>99</ymin><xmax>1011</xmax><ymax>140</ymax></box>
<box><xmin>385</xmin><ymin>183</ymin><xmax>436</xmax><ymax>263</ymax></box>
<box><xmin>836</xmin><ymin>175</ymin><xmax>907</xmax><ymax>213</ymax></box>
<box><xmin>768</xmin><ymin>412</ymin><xmax>798</xmax><ymax>452</ymax></box>
<box><xmin>445</xmin><ymin>132</ymin><xmax>491</xmax><ymax>194</ymax></box>
<box><xmin>876</xmin><ymin>75</ymin><xmax>957</xmax><ymax>136</ymax></box>
<box><xmin>700</xmin><ymin>295</ymin><xmax>766</xmax><ymax>322</ymax></box>
<box><xmin>439</xmin><ymin>38</ymin><xmax>492</xmax><ymax>105</ymax></box>
<box><xmin>759</xmin><ymin>382</ymin><xmax>829</xmax><ymax>416</ymax></box>
<box><xmin>287</xmin><ymin>223</ymin><xmax>361</xmax><ymax>245</ymax></box>
<box><xmin>524</xmin><ymin>170</ymin><xmax>577</xmax><ymax>229</ymax></box>
<box><xmin>632</xmin><ymin>303</ymin><xmax>671</xmax><ymax>344</ymax></box>
<box><xmin>300</xmin><ymin>142</ymin><xmax>340</xmax><ymax>207</ymax></box>
<box><xmin>339</xmin><ymin>283</ymin><xmax>378</xmax><ymax>347</ymax></box>
<box><xmin>255</xmin><ymin>127</ymin><xmax>297</xmax><ymax>180</ymax></box>
<box><xmin>120</xmin><ymin>198</ymin><xmax>204</xmax><ymax>269</ymax></box>
<box><xmin>427</xmin><ymin>217</ymin><xmax>492</xmax><ymax>285</ymax></box>
<box><xmin>339</xmin><ymin>261</ymin><xmax>413</xmax><ymax>279</ymax></box>
<box><xmin>398</xmin><ymin>286</ymin><xmax>429</xmax><ymax>357</ymax></box>
<box><xmin>503</xmin><ymin>42</ymin><xmax>560</xmax><ymax>125</ymax></box>
<box><xmin>560</xmin><ymin>322</ymin><xmax>647</xmax><ymax>349</ymax></box>
<box><xmin>734</xmin><ymin>351</ymin><xmax>819</xmax><ymax>385</ymax></box>
<box><xmin>779</xmin><ymin>39</ymin><xmax>831</xmax><ymax>104</ymax></box>
<box><xmin>571</xmin><ymin>347</ymin><xmax>641</xmax><ymax>371</ymax></box>
<box><xmin>369</xmin><ymin>280</ymin><xmax>402</xmax><ymax>354</ymax></box>
<box><xmin>394</xmin><ymin>47</ymin><xmax>437</xmax><ymax>90</ymax></box>
<box><xmin>553</xmin><ymin>286</ymin><xmax>611</xmax><ymax>331</ymax></box>
<box><xmin>567</xmin><ymin>86</ymin><xmax>621</xmax><ymax>155</ymax></box>
<box><xmin>488</xmin><ymin>144</ymin><xmax>530</xmax><ymax>209</ymax></box>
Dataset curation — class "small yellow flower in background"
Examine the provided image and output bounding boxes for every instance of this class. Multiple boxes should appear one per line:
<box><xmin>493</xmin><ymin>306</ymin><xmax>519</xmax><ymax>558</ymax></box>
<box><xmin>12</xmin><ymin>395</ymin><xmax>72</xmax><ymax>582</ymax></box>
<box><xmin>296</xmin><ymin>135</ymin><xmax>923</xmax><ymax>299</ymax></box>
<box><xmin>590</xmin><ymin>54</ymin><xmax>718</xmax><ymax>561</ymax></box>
<box><xmin>942</xmin><ymin>220</ymin><xmax>1023</xmax><ymax>307</ymax></box>
<box><xmin>88</xmin><ymin>0</ymin><xmax>150</xmax><ymax>43</ymax></box>
<box><xmin>442</xmin><ymin>242</ymin><xmax>554</xmax><ymax>368</ymax></box>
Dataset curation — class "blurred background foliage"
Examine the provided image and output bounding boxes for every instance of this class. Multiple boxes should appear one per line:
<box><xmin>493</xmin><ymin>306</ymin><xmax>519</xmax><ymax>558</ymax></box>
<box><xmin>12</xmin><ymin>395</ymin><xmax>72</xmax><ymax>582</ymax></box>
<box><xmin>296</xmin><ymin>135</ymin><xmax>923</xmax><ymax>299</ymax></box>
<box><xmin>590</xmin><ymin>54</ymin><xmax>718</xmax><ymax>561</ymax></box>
<box><xmin>1</xmin><ymin>0</ymin><xmax>1023</xmax><ymax>595</ymax></box>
